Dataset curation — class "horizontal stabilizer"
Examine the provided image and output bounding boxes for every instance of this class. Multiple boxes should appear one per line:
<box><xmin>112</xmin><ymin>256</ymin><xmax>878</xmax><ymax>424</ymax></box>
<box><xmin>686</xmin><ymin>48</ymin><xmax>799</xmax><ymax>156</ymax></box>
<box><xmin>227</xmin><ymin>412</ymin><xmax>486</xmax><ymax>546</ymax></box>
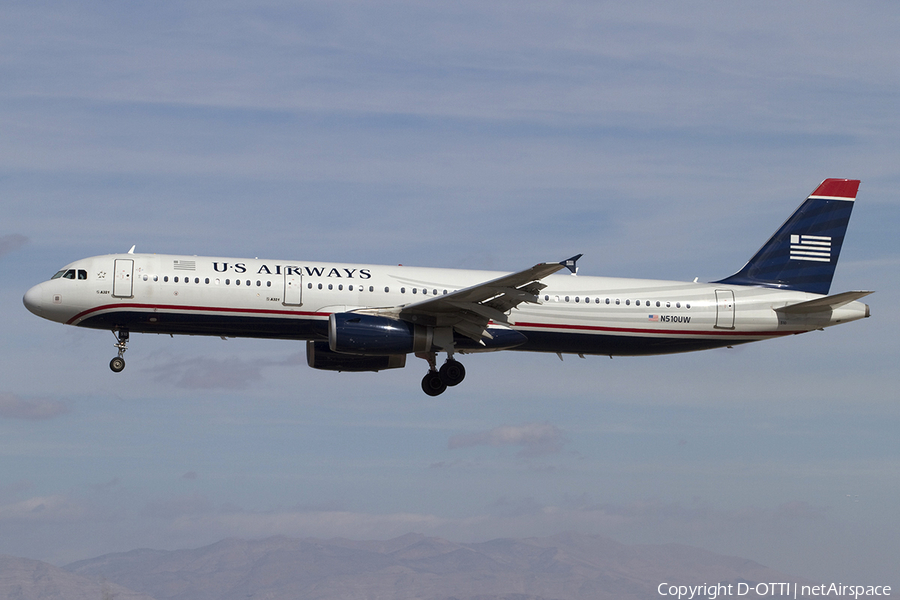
<box><xmin>775</xmin><ymin>291</ymin><xmax>873</xmax><ymax>314</ymax></box>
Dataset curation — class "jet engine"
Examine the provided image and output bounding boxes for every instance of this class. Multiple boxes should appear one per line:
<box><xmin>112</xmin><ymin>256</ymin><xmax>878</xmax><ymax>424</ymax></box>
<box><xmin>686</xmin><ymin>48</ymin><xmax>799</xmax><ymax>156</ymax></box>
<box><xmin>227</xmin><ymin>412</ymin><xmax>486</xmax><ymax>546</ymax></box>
<box><xmin>306</xmin><ymin>341</ymin><xmax>406</xmax><ymax>372</ymax></box>
<box><xmin>328</xmin><ymin>312</ymin><xmax>529</xmax><ymax>355</ymax></box>
<box><xmin>328</xmin><ymin>313</ymin><xmax>431</xmax><ymax>355</ymax></box>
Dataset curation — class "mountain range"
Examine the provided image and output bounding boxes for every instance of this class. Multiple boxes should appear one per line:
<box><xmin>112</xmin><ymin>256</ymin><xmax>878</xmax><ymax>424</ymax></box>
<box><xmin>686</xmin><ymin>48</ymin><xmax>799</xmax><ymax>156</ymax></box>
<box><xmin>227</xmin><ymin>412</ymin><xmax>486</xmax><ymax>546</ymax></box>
<box><xmin>2</xmin><ymin>532</ymin><xmax>811</xmax><ymax>600</ymax></box>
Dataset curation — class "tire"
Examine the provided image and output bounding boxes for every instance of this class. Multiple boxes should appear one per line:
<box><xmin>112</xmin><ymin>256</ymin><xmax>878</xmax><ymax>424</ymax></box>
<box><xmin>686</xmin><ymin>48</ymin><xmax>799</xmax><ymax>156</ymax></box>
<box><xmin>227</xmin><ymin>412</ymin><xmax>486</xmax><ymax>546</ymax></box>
<box><xmin>439</xmin><ymin>360</ymin><xmax>466</xmax><ymax>386</ymax></box>
<box><xmin>109</xmin><ymin>357</ymin><xmax>126</xmax><ymax>373</ymax></box>
<box><xmin>421</xmin><ymin>371</ymin><xmax>447</xmax><ymax>396</ymax></box>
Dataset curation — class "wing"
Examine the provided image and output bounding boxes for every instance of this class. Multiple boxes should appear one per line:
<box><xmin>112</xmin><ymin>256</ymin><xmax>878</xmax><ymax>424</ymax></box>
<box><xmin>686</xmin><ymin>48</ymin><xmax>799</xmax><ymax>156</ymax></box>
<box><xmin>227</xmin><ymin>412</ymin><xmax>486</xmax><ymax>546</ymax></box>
<box><xmin>357</xmin><ymin>255</ymin><xmax>582</xmax><ymax>343</ymax></box>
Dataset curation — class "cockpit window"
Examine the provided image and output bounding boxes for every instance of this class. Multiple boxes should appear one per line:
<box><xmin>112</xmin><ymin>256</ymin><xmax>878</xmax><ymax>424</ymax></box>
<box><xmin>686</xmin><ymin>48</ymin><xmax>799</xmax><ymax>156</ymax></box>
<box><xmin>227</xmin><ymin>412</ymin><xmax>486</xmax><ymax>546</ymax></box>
<box><xmin>50</xmin><ymin>269</ymin><xmax>86</xmax><ymax>280</ymax></box>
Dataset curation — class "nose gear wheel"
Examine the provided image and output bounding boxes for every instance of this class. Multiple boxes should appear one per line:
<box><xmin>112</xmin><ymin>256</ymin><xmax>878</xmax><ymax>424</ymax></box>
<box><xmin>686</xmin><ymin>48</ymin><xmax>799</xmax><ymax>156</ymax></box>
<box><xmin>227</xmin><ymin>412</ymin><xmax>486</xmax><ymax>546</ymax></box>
<box><xmin>110</xmin><ymin>329</ymin><xmax>129</xmax><ymax>373</ymax></box>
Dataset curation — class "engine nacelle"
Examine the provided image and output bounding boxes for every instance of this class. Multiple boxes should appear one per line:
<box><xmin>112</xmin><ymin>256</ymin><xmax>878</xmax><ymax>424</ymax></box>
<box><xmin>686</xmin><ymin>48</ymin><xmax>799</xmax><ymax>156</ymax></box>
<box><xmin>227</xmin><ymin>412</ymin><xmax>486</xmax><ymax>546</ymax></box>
<box><xmin>306</xmin><ymin>341</ymin><xmax>406</xmax><ymax>372</ymax></box>
<box><xmin>329</xmin><ymin>313</ymin><xmax>431</xmax><ymax>355</ymax></box>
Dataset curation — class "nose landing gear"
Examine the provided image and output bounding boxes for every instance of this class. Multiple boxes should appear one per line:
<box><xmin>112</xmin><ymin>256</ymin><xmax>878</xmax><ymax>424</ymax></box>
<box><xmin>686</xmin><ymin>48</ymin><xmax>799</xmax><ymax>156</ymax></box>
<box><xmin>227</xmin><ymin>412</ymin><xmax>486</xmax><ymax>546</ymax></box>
<box><xmin>418</xmin><ymin>352</ymin><xmax>466</xmax><ymax>396</ymax></box>
<box><xmin>109</xmin><ymin>329</ymin><xmax>129</xmax><ymax>373</ymax></box>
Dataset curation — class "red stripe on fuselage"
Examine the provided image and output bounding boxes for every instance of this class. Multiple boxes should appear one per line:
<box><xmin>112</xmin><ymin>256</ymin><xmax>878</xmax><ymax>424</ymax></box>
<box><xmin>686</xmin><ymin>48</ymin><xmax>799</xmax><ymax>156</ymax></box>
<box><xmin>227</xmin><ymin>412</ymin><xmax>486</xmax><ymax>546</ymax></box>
<box><xmin>67</xmin><ymin>303</ymin><xmax>799</xmax><ymax>340</ymax></box>
<box><xmin>66</xmin><ymin>302</ymin><xmax>328</xmax><ymax>325</ymax></box>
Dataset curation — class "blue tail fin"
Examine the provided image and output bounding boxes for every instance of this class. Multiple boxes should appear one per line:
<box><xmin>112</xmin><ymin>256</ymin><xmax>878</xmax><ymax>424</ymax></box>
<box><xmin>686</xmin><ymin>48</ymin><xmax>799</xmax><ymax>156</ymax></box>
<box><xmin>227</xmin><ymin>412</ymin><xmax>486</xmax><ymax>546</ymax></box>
<box><xmin>714</xmin><ymin>179</ymin><xmax>860</xmax><ymax>295</ymax></box>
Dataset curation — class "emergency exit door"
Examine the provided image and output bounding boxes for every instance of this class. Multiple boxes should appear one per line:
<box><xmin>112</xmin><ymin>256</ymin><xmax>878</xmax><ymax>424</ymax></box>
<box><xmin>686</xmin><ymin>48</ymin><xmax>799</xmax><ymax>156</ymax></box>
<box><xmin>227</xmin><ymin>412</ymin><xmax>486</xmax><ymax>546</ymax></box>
<box><xmin>113</xmin><ymin>259</ymin><xmax>134</xmax><ymax>298</ymax></box>
<box><xmin>714</xmin><ymin>289</ymin><xmax>735</xmax><ymax>330</ymax></box>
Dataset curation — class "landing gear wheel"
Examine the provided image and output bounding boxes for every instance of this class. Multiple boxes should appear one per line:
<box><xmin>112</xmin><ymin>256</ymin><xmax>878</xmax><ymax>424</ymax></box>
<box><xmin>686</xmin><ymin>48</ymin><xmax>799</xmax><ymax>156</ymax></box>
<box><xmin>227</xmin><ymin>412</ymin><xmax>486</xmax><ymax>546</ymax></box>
<box><xmin>421</xmin><ymin>371</ymin><xmax>447</xmax><ymax>396</ymax></box>
<box><xmin>439</xmin><ymin>359</ymin><xmax>466</xmax><ymax>387</ymax></box>
<box><xmin>110</xmin><ymin>329</ymin><xmax>129</xmax><ymax>373</ymax></box>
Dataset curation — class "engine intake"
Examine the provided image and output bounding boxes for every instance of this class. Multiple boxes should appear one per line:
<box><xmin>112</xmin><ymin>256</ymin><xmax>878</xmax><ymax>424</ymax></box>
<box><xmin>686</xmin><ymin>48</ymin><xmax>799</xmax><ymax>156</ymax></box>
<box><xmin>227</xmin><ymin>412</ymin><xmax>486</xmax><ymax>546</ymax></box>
<box><xmin>329</xmin><ymin>313</ymin><xmax>431</xmax><ymax>355</ymax></box>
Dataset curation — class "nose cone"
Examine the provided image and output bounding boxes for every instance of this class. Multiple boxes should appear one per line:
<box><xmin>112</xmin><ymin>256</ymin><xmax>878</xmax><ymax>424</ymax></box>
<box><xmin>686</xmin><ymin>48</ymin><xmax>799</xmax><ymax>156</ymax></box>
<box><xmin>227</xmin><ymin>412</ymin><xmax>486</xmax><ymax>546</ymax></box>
<box><xmin>23</xmin><ymin>284</ymin><xmax>43</xmax><ymax>317</ymax></box>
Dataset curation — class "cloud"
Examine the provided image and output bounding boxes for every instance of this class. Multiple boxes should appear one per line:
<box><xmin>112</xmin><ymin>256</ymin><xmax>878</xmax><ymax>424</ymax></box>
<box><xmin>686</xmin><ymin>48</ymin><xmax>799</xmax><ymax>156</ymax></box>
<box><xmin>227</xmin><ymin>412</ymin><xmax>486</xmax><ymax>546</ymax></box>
<box><xmin>448</xmin><ymin>422</ymin><xmax>566</xmax><ymax>456</ymax></box>
<box><xmin>148</xmin><ymin>353</ymin><xmax>305</xmax><ymax>390</ymax></box>
<box><xmin>0</xmin><ymin>234</ymin><xmax>28</xmax><ymax>259</ymax></box>
<box><xmin>142</xmin><ymin>493</ymin><xmax>213</xmax><ymax>519</ymax></box>
<box><xmin>0</xmin><ymin>392</ymin><xmax>69</xmax><ymax>420</ymax></box>
<box><xmin>0</xmin><ymin>495</ymin><xmax>86</xmax><ymax>523</ymax></box>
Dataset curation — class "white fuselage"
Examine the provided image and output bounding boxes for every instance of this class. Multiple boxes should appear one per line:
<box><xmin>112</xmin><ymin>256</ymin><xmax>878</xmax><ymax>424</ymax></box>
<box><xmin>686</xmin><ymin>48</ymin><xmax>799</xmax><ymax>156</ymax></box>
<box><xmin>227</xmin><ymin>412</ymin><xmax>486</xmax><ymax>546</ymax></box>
<box><xmin>24</xmin><ymin>253</ymin><xmax>870</xmax><ymax>357</ymax></box>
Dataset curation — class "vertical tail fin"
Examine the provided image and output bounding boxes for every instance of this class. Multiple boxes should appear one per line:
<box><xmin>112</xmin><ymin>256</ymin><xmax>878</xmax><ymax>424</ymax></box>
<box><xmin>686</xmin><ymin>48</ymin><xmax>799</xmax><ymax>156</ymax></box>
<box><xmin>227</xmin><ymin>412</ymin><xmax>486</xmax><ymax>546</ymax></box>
<box><xmin>714</xmin><ymin>179</ymin><xmax>859</xmax><ymax>295</ymax></box>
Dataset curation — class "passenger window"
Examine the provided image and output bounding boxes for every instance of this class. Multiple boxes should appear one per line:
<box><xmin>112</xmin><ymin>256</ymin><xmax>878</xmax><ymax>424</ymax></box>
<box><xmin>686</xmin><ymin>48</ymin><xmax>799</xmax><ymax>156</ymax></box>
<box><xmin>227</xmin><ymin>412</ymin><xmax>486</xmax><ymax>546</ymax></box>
<box><xmin>625</xmin><ymin>299</ymin><xmax>630</xmax><ymax>305</ymax></box>
<box><xmin>369</xmin><ymin>286</ymin><xmax>374</xmax><ymax>292</ymax></box>
<box><xmin>384</xmin><ymin>287</ymin><xmax>390</xmax><ymax>293</ymax></box>
<box><xmin>267</xmin><ymin>281</ymin><xmax>271</xmax><ymax>287</ymax></box>
<box><xmin>78</xmin><ymin>270</ymin><xmax>88</xmax><ymax>280</ymax></box>
<box><xmin>245</xmin><ymin>280</ymin><xmax>250</xmax><ymax>286</ymax></box>
<box><xmin>328</xmin><ymin>284</ymin><xmax>333</xmax><ymax>290</ymax></box>
<box><xmin>656</xmin><ymin>301</ymin><xmax>660</xmax><ymax>307</ymax></box>
<box><xmin>143</xmin><ymin>274</ymin><xmax>148</xmax><ymax>281</ymax></box>
<box><xmin>226</xmin><ymin>279</ymin><xmax>230</xmax><ymax>285</ymax></box>
<box><xmin>257</xmin><ymin>281</ymin><xmax>261</xmax><ymax>287</ymax></box>
<box><xmin>348</xmin><ymin>285</ymin><xmax>353</xmax><ymax>291</ymax></box>
<box><xmin>194</xmin><ymin>277</ymin><xmax>200</xmax><ymax>284</ymax></box>
<box><xmin>318</xmin><ymin>283</ymin><xmax>322</xmax><ymax>289</ymax></box>
<box><xmin>412</xmin><ymin>288</ymin><xmax>417</xmax><ymax>294</ymax></box>
<box><xmin>307</xmin><ymin>283</ymin><xmax>312</xmax><ymax>289</ymax></box>
<box><xmin>676</xmin><ymin>302</ymin><xmax>681</xmax><ymax>308</ymax></box>
<box><xmin>605</xmin><ymin>298</ymin><xmax>610</xmax><ymax>304</ymax></box>
<box><xmin>338</xmin><ymin>284</ymin><xmax>343</xmax><ymax>291</ymax></box>
<box><xmin>401</xmin><ymin>288</ymin><xmax>406</xmax><ymax>293</ymax></box>
<box><xmin>164</xmin><ymin>276</ymin><xmax>169</xmax><ymax>282</ymax></box>
<box><xmin>236</xmin><ymin>279</ymin><xmax>241</xmax><ymax>286</ymax></box>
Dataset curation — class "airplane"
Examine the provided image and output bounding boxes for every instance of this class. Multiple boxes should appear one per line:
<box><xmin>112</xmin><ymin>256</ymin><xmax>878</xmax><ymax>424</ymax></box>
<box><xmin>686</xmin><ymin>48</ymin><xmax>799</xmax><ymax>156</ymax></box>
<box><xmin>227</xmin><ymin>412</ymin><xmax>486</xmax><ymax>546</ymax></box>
<box><xmin>23</xmin><ymin>178</ymin><xmax>872</xmax><ymax>396</ymax></box>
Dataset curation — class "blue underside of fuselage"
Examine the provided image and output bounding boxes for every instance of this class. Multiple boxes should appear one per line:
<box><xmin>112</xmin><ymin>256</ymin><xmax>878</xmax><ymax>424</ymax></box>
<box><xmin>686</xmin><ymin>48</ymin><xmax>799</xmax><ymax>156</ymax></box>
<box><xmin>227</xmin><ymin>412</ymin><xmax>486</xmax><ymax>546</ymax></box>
<box><xmin>76</xmin><ymin>311</ymin><xmax>744</xmax><ymax>357</ymax></box>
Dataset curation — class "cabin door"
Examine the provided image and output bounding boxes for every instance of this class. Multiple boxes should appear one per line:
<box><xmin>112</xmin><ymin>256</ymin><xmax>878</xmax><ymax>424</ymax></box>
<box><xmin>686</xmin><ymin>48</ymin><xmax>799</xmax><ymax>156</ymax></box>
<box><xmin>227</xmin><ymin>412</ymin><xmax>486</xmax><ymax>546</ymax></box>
<box><xmin>283</xmin><ymin>271</ymin><xmax>303</xmax><ymax>305</ymax></box>
<box><xmin>113</xmin><ymin>259</ymin><xmax>134</xmax><ymax>298</ymax></box>
<box><xmin>714</xmin><ymin>289</ymin><xmax>735</xmax><ymax>330</ymax></box>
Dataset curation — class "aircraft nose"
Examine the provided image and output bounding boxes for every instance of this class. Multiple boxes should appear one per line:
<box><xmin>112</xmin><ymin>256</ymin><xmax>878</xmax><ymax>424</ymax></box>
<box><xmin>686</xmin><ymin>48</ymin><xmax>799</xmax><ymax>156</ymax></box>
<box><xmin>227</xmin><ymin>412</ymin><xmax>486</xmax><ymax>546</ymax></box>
<box><xmin>23</xmin><ymin>284</ymin><xmax>43</xmax><ymax>317</ymax></box>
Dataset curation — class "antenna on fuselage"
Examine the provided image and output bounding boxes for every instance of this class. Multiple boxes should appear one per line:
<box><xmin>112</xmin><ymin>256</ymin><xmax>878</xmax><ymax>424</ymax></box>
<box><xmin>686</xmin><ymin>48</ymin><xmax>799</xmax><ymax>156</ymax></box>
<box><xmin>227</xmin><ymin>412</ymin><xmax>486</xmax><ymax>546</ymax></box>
<box><xmin>127</xmin><ymin>245</ymin><xmax>136</xmax><ymax>254</ymax></box>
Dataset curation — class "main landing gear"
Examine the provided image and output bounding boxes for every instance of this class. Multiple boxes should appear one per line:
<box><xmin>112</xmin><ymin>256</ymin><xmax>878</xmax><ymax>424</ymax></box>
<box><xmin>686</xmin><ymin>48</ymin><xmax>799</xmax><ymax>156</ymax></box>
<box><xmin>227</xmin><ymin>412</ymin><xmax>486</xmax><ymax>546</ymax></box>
<box><xmin>109</xmin><ymin>329</ymin><xmax>129</xmax><ymax>373</ymax></box>
<box><xmin>418</xmin><ymin>351</ymin><xmax>466</xmax><ymax>396</ymax></box>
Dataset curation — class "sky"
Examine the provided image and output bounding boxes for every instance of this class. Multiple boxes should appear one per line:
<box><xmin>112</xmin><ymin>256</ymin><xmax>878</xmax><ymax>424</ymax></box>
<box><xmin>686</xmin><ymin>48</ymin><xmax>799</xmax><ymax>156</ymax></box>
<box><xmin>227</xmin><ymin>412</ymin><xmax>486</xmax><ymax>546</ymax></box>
<box><xmin>1</xmin><ymin>0</ymin><xmax>899</xmax><ymax>586</ymax></box>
